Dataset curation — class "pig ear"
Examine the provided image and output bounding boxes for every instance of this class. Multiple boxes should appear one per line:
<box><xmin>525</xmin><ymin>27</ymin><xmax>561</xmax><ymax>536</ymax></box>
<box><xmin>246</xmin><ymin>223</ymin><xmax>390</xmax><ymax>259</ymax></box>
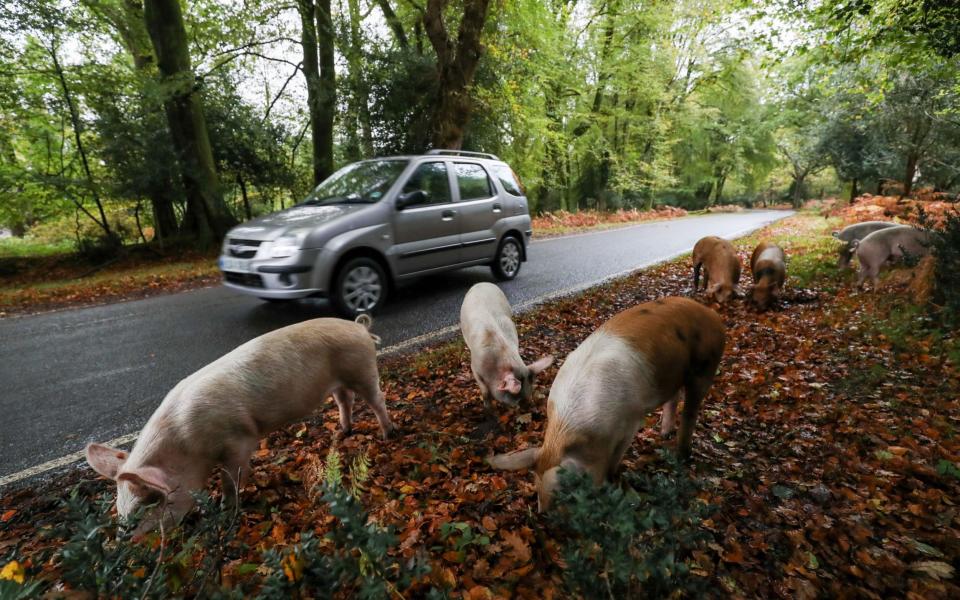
<box><xmin>487</xmin><ymin>447</ymin><xmax>540</xmax><ymax>471</ymax></box>
<box><xmin>526</xmin><ymin>355</ymin><xmax>554</xmax><ymax>376</ymax></box>
<box><xmin>85</xmin><ymin>443</ymin><xmax>128</xmax><ymax>481</ymax></box>
<box><xmin>497</xmin><ymin>372</ymin><xmax>522</xmax><ymax>394</ymax></box>
<box><xmin>118</xmin><ymin>466</ymin><xmax>173</xmax><ymax>496</ymax></box>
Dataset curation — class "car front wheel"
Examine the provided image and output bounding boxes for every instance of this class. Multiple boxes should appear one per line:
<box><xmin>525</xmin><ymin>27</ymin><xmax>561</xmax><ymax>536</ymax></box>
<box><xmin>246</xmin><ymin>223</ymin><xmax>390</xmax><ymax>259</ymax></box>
<box><xmin>332</xmin><ymin>257</ymin><xmax>388</xmax><ymax>318</ymax></box>
<box><xmin>491</xmin><ymin>236</ymin><xmax>522</xmax><ymax>281</ymax></box>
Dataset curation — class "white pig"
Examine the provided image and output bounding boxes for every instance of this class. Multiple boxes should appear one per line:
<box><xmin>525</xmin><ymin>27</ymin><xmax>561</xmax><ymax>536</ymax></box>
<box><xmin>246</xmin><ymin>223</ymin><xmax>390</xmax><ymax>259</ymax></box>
<box><xmin>460</xmin><ymin>282</ymin><xmax>553</xmax><ymax>409</ymax></box>
<box><xmin>488</xmin><ymin>297</ymin><xmax>724</xmax><ymax>510</ymax></box>
<box><xmin>852</xmin><ymin>225</ymin><xmax>933</xmax><ymax>289</ymax></box>
<box><xmin>832</xmin><ymin>221</ymin><xmax>899</xmax><ymax>269</ymax></box>
<box><xmin>85</xmin><ymin>315</ymin><xmax>393</xmax><ymax>534</ymax></box>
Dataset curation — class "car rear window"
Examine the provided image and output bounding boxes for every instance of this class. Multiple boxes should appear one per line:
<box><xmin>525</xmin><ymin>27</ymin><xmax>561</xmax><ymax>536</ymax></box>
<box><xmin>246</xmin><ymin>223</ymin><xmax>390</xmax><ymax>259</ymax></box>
<box><xmin>491</xmin><ymin>164</ymin><xmax>523</xmax><ymax>196</ymax></box>
<box><xmin>455</xmin><ymin>163</ymin><xmax>493</xmax><ymax>201</ymax></box>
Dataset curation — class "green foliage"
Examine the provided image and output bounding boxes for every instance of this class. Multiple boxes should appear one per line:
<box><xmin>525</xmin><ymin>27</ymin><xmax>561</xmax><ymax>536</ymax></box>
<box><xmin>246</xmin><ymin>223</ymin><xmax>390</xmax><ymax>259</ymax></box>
<box><xmin>931</xmin><ymin>209</ymin><xmax>960</xmax><ymax>326</ymax></box>
<box><xmin>258</xmin><ymin>482</ymin><xmax>428</xmax><ymax>599</ymax></box>
<box><xmin>39</xmin><ymin>478</ymin><xmax>427</xmax><ymax>598</ymax></box>
<box><xmin>547</xmin><ymin>453</ymin><xmax>711</xmax><ymax>599</ymax></box>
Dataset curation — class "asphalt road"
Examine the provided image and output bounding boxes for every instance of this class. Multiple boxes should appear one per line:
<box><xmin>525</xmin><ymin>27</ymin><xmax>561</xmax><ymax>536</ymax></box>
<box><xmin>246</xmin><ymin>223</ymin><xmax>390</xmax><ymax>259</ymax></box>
<box><xmin>0</xmin><ymin>210</ymin><xmax>790</xmax><ymax>484</ymax></box>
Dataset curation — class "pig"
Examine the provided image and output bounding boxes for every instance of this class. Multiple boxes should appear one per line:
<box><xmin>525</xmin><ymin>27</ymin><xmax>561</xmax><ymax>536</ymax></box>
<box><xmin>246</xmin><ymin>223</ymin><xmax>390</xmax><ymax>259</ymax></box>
<box><xmin>488</xmin><ymin>297</ymin><xmax>724</xmax><ymax>511</ymax></box>
<box><xmin>460</xmin><ymin>282</ymin><xmax>553</xmax><ymax>409</ymax></box>
<box><xmin>852</xmin><ymin>225</ymin><xmax>933</xmax><ymax>289</ymax></box>
<box><xmin>692</xmin><ymin>236</ymin><xmax>742</xmax><ymax>303</ymax></box>
<box><xmin>832</xmin><ymin>221</ymin><xmax>899</xmax><ymax>269</ymax></box>
<box><xmin>85</xmin><ymin>314</ymin><xmax>394</xmax><ymax>534</ymax></box>
<box><xmin>750</xmin><ymin>241</ymin><xmax>786</xmax><ymax>310</ymax></box>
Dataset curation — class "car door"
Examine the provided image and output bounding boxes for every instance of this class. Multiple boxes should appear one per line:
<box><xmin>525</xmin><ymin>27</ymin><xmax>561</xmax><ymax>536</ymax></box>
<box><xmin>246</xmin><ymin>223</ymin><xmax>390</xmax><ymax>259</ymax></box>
<box><xmin>392</xmin><ymin>160</ymin><xmax>462</xmax><ymax>275</ymax></box>
<box><xmin>454</xmin><ymin>162</ymin><xmax>501</xmax><ymax>262</ymax></box>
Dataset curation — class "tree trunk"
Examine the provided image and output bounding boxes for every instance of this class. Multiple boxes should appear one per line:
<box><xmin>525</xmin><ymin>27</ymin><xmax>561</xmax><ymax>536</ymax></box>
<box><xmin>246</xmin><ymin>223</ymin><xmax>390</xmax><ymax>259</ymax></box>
<box><xmin>316</xmin><ymin>0</ymin><xmax>336</xmax><ymax>178</ymax></box>
<box><xmin>849</xmin><ymin>178</ymin><xmax>858</xmax><ymax>204</ymax></box>
<box><xmin>237</xmin><ymin>173</ymin><xmax>252</xmax><ymax>220</ymax></box>
<box><xmin>87</xmin><ymin>0</ymin><xmax>181</xmax><ymax>241</ymax></box>
<box><xmin>903</xmin><ymin>153</ymin><xmax>918</xmax><ymax>198</ymax></box>
<box><xmin>424</xmin><ymin>0</ymin><xmax>492</xmax><ymax>149</ymax></box>
<box><xmin>792</xmin><ymin>174</ymin><xmax>805</xmax><ymax>209</ymax></box>
<box><xmin>143</xmin><ymin>0</ymin><xmax>234</xmax><ymax>244</ymax></box>
<box><xmin>345</xmin><ymin>0</ymin><xmax>373</xmax><ymax>159</ymax></box>
<box><xmin>298</xmin><ymin>0</ymin><xmax>335</xmax><ymax>184</ymax></box>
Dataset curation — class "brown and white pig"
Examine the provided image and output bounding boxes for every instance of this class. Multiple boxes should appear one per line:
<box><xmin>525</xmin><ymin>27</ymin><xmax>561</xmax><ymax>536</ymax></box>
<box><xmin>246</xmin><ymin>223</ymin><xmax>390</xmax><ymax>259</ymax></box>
<box><xmin>692</xmin><ymin>236</ymin><xmax>742</xmax><ymax>303</ymax></box>
<box><xmin>750</xmin><ymin>241</ymin><xmax>786</xmax><ymax>310</ymax></box>
<box><xmin>85</xmin><ymin>315</ymin><xmax>394</xmax><ymax>534</ymax></box>
<box><xmin>832</xmin><ymin>221</ymin><xmax>899</xmax><ymax>269</ymax></box>
<box><xmin>852</xmin><ymin>225</ymin><xmax>933</xmax><ymax>289</ymax></box>
<box><xmin>460</xmin><ymin>282</ymin><xmax>553</xmax><ymax>409</ymax></box>
<box><xmin>488</xmin><ymin>297</ymin><xmax>724</xmax><ymax>511</ymax></box>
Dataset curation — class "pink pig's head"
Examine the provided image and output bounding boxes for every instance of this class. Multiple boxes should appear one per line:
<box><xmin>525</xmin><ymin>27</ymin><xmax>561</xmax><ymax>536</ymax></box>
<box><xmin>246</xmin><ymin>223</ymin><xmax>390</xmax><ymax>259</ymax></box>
<box><xmin>492</xmin><ymin>355</ymin><xmax>554</xmax><ymax>406</ymax></box>
<box><xmin>85</xmin><ymin>443</ymin><xmax>185</xmax><ymax>535</ymax></box>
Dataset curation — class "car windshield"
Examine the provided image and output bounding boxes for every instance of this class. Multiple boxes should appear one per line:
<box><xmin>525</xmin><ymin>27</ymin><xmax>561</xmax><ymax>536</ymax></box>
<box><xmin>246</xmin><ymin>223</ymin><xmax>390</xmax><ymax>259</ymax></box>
<box><xmin>300</xmin><ymin>159</ymin><xmax>408</xmax><ymax>206</ymax></box>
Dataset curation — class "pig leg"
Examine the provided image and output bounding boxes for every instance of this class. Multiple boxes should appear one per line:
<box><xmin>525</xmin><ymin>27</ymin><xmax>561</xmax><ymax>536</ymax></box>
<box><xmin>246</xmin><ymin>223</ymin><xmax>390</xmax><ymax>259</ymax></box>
<box><xmin>356</xmin><ymin>379</ymin><xmax>395</xmax><ymax>440</ymax></box>
<box><xmin>678</xmin><ymin>377</ymin><xmax>711</xmax><ymax>460</ymax></box>
<box><xmin>221</xmin><ymin>440</ymin><xmax>257</xmax><ymax>509</ymax></box>
<box><xmin>692</xmin><ymin>262</ymin><xmax>702</xmax><ymax>293</ymax></box>
<box><xmin>333</xmin><ymin>389</ymin><xmax>356</xmax><ymax>435</ymax></box>
<box><xmin>660</xmin><ymin>393</ymin><xmax>680</xmax><ymax>438</ymax></box>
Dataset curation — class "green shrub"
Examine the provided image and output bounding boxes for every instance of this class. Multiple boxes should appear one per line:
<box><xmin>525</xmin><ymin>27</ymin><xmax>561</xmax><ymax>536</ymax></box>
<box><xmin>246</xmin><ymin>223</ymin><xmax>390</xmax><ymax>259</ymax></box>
<box><xmin>23</xmin><ymin>479</ymin><xmax>430</xmax><ymax>598</ymax></box>
<box><xmin>931</xmin><ymin>209</ymin><xmax>960</xmax><ymax>325</ymax></box>
<box><xmin>547</xmin><ymin>453</ymin><xmax>711</xmax><ymax>599</ymax></box>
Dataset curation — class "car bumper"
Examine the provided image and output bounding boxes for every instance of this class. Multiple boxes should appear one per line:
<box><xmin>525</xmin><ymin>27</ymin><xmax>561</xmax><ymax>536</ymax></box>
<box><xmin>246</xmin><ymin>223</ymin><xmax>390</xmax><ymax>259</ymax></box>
<box><xmin>219</xmin><ymin>249</ymin><xmax>327</xmax><ymax>299</ymax></box>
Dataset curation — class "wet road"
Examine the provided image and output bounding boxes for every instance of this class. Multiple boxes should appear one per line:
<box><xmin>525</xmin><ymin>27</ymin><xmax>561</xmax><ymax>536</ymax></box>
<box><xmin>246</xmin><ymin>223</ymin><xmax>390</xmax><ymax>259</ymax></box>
<box><xmin>0</xmin><ymin>210</ymin><xmax>790</xmax><ymax>484</ymax></box>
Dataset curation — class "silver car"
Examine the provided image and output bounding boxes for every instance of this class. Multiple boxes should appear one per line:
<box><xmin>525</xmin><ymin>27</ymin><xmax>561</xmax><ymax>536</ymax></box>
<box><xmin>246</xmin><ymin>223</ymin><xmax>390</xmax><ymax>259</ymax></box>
<box><xmin>218</xmin><ymin>150</ymin><xmax>532</xmax><ymax>317</ymax></box>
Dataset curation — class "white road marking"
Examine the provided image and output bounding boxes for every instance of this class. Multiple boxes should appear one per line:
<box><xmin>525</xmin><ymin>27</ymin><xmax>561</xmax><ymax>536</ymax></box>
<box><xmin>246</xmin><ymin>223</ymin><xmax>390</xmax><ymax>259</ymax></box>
<box><xmin>0</xmin><ymin>213</ymin><xmax>787</xmax><ymax>489</ymax></box>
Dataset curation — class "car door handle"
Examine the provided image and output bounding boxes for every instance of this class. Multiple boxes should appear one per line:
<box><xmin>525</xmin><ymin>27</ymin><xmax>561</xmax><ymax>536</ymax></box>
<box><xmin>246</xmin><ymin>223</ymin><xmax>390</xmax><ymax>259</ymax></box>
<box><xmin>492</xmin><ymin>203</ymin><xmax>502</xmax><ymax>213</ymax></box>
<box><xmin>441</xmin><ymin>209</ymin><xmax>456</xmax><ymax>221</ymax></box>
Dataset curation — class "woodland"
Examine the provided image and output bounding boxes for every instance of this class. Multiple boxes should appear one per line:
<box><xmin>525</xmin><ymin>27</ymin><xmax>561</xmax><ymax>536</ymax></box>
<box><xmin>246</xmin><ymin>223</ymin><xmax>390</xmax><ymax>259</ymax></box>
<box><xmin>0</xmin><ymin>0</ymin><xmax>958</xmax><ymax>254</ymax></box>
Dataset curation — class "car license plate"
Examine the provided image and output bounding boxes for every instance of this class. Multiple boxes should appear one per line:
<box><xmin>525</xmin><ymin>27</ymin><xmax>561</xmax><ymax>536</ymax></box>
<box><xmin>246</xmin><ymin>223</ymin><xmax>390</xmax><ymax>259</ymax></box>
<box><xmin>220</xmin><ymin>257</ymin><xmax>251</xmax><ymax>273</ymax></box>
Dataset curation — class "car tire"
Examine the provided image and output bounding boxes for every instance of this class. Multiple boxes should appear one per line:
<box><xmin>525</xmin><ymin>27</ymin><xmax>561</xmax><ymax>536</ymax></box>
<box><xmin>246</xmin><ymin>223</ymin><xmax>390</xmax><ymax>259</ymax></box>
<box><xmin>332</xmin><ymin>257</ymin><xmax>388</xmax><ymax>318</ymax></box>
<box><xmin>491</xmin><ymin>235</ymin><xmax>522</xmax><ymax>281</ymax></box>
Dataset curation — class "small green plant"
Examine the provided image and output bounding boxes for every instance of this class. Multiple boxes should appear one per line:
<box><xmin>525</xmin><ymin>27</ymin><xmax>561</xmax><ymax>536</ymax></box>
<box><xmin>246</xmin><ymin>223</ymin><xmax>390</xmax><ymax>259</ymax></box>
<box><xmin>547</xmin><ymin>452</ymin><xmax>711</xmax><ymax>599</ymax></box>
<box><xmin>937</xmin><ymin>459</ymin><xmax>960</xmax><ymax>481</ymax></box>
<box><xmin>439</xmin><ymin>522</ymin><xmax>490</xmax><ymax>561</ymax></box>
<box><xmin>259</xmin><ymin>482</ymin><xmax>429</xmax><ymax>599</ymax></box>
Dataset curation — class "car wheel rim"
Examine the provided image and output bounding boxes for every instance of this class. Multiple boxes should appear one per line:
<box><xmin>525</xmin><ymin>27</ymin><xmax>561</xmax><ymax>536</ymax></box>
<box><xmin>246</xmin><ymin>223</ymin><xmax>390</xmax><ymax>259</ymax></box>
<box><xmin>500</xmin><ymin>241</ymin><xmax>520</xmax><ymax>276</ymax></box>
<box><xmin>343</xmin><ymin>266</ymin><xmax>382</xmax><ymax>312</ymax></box>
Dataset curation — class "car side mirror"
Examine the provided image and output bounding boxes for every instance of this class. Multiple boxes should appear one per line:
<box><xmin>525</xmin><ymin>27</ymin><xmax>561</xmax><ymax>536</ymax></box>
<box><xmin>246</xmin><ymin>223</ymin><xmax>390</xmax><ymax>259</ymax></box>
<box><xmin>397</xmin><ymin>190</ymin><xmax>428</xmax><ymax>209</ymax></box>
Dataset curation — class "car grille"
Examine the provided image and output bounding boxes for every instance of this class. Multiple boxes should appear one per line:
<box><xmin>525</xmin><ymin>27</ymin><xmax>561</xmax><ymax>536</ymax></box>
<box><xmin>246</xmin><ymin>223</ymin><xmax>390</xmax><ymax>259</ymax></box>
<box><xmin>227</xmin><ymin>238</ymin><xmax>263</xmax><ymax>258</ymax></box>
<box><xmin>223</xmin><ymin>272</ymin><xmax>264</xmax><ymax>288</ymax></box>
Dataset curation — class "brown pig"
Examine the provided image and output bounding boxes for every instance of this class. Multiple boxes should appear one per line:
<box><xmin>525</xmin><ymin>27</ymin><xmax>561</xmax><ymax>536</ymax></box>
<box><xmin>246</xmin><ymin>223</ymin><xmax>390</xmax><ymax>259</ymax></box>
<box><xmin>852</xmin><ymin>225</ymin><xmax>933</xmax><ymax>289</ymax></box>
<box><xmin>832</xmin><ymin>221</ymin><xmax>899</xmax><ymax>269</ymax></box>
<box><xmin>460</xmin><ymin>282</ymin><xmax>553</xmax><ymax>409</ymax></box>
<box><xmin>488</xmin><ymin>297</ymin><xmax>724</xmax><ymax>511</ymax></box>
<box><xmin>692</xmin><ymin>236</ymin><xmax>742</xmax><ymax>303</ymax></box>
<box><xmin>750</xmin><ymin>242</ymin><xmax>786</xmax><ymax>310</ymax></box>
<box><xmin>85</xmin><ymin>315</ymin><xmax>394</xmax><ymax>534</ymax></box>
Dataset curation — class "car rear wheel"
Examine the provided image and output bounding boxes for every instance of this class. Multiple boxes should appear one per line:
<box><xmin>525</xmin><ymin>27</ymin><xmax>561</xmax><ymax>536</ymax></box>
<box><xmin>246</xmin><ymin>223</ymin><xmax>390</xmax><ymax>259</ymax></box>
<box><xmin>491</xmin><ymin>236</ymin><xmax>522</xmax><ymax>281</ymax></box>
<box><xmin>333</xmin><ymin>257</ymin><xmax>388</xmax><ymax>318</ymax></box>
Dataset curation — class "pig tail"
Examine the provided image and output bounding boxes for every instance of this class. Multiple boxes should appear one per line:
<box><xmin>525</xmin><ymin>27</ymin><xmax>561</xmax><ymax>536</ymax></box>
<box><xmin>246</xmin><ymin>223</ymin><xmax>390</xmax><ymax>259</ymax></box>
<box><xmin>355</xmin><ymin>313</ymin><xmax>382</xmax><ymax>346</ymax></box>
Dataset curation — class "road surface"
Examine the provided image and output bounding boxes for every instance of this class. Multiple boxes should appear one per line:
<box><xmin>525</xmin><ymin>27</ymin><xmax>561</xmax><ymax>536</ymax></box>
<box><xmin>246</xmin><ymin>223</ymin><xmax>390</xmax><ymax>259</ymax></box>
<box><xmin>0</xmin><ymin>210</ymin><xmax>791</xmax><ymax>485</ymax></box>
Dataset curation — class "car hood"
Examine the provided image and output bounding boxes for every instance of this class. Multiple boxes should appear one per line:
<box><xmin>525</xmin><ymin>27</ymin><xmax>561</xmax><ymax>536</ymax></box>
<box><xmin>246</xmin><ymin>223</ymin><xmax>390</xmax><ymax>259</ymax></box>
<box><xmin>227</xmin><ymin>204</ymin><xmax>367</xmax><ymax>241</ymax></box>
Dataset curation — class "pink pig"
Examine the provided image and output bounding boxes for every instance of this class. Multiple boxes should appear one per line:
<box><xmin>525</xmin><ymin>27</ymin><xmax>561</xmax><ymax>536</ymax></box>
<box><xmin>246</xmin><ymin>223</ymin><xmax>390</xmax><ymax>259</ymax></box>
<box><xmin>852</xmin><ymin>225</ymin><xmax>933</xmax><ymax>289</ymax></box>
<box><xmin>85</xmin><ymin>315</ymin><xmax>393</xmax><ymax>533</ymax></box>
<box><xmin>460</xmin><ymin>283</ymin><xmax>553</xmax><ymax>409</ymax></box>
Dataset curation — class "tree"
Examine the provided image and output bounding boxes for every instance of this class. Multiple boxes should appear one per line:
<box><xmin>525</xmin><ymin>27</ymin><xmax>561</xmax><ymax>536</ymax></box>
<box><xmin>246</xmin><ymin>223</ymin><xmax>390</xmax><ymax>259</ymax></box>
<box><xmin>298</xmin><ymin>0</ymin><xmax>336</xmax><ymax>185</ymax></box>
<box><xmin>143</xmin><ymin>0</ymin><xmax>235</xmax><ymax>243</ymax></box>
<box><xmin>423</xmin><ymin>0</ymin><xmax>493</xmax><ymax>149</ymax></box>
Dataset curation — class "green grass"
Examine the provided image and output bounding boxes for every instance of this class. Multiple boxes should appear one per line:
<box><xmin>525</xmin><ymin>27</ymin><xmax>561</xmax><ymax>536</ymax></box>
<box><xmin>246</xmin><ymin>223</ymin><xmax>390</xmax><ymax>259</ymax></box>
<box><xmin>0</xmin><ymin>237</ymin><xmax>74</xmax><ymax>258</ymax></box>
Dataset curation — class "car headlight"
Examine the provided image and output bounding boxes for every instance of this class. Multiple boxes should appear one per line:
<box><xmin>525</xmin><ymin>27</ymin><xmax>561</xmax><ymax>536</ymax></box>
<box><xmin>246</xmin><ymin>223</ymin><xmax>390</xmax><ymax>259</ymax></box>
<box><xmin>269</xmin><ymin>234</ymin><xmax>303</xmax><ymax>258</ymax></box>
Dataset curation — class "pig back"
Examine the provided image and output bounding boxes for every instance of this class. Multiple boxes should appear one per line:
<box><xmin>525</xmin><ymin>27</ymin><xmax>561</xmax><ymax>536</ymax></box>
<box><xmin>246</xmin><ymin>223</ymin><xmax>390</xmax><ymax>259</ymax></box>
<box><xmin>836</xmin><ymin>221</ymin><xmax>898</xmax><ymax>242</ymax></box>
<box><xmin>460</xmin><ymin>283</ymin><xmax>518</xmax><ymax>350</ymax></box>
<box><xmin>601</xmin><ymin>298</ymin><xmax>725</xmax><ymax>399</ymax></box>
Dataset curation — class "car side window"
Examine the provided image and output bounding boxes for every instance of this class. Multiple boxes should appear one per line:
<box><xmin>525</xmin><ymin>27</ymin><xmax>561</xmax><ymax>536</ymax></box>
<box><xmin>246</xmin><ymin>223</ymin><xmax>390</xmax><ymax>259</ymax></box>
<box><xmin>491</xmin><ymin>164</ymin><xmax>523</xmax><ymax>196</ymax></box>
<box><xmin>455</xmin><ymin>163</ymin><xmax>493</xmax><ymax>201</ymax></box>
<box><xmin>401</xmin><ymin>161</ymin><xmax>452</xmax><ymax>205</ymax></box>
